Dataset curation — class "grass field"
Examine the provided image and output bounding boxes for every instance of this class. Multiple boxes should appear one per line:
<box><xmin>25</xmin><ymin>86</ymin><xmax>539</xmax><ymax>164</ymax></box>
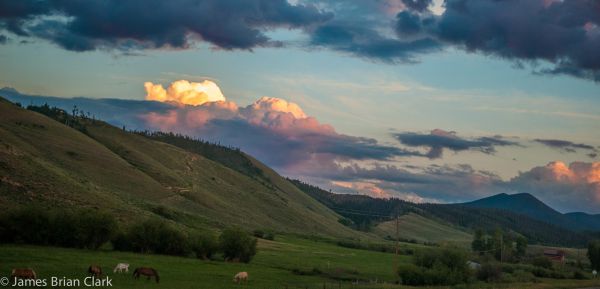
<box><xmin>375</xmin><ymin>213</ymin><xmax>472</xmax><ymax>246</ymax></box>
<box><xmin>1</xmin><ymin>236</ymin><xmax>599</xmax><ymax>289</ymax></box>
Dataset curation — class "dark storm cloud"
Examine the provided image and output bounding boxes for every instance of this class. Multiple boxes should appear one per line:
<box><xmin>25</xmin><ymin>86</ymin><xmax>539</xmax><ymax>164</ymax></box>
<box><xmin>0</xmin><ymin>34</ymin><xmax>7</xmax><ymax>44</ymax></box>
<box><xmin>534</xmin><ymin>138</ymin><xmax>598</xmax><ymax>155</ymax></box>
<box><xmin>394</xmin><ymin>129</ymin><xmax>519</xmax><ymax>158</ymax></box>
<box><xmin>309</xmin><ymin>22</ymin><xmax>441</xmax><ymax>62</ymax></box>
<box><xmin>401</xmin><ymin>0</ymin><xmax>433</xmax><ymax>12</ymax></box>
<box><xmin>2</xmin><ymin>0</ymin><xmax>598</xmax><ymax>81</ymax></box>
<box><xmin>0</xmin><ymin>0</ymin><xmax>332</xmax><ymax>51</ymax></box>
<box><xmin>394</xmin><ymin>0</ymin><xmax>600</xmax><ymax>81</ymax></box>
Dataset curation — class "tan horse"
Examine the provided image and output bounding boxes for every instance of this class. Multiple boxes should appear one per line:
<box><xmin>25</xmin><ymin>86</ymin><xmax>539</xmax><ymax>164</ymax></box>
<box><xmin>233</xmin><ymin>272</ymin><xmax>248</xmax><ymax>284</ymax></box>
<box><xmin>133</xmin><ymin>267</ymin><xmax>159</xmax><ymax>283</ymax></box>
<box><xmin>88</xmin><ymin>265</ymin><xmax>102</xmax><ymax>277</ymax></box>
<box><xmin>11</xmin><ymin>268</ymin><xmax>36</xmax><ymax>280</ymax></box>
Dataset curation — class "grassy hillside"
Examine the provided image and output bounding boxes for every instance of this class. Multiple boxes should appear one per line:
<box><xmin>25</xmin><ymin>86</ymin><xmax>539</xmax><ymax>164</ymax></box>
<box><xmin>0</xmin><ymin>97</ymin><xmax>357</xmax><ymax>238</ymax></box>
<box><xmin>375</xmin><ymin>213</ymin><xmax>472</xmax><ymax>246</ymax></box>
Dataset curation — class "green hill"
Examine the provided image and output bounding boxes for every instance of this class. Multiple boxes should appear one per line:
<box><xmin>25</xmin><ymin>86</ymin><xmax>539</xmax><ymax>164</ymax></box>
<box><xmin>374</xmin><ymin>213</ymin><xmax>472</xmax><ymax>245</ymax></box>
<box><xmin>0</xmin><ymin>97</ymin><xmax>357</xmax><ymax>238</ymax></box>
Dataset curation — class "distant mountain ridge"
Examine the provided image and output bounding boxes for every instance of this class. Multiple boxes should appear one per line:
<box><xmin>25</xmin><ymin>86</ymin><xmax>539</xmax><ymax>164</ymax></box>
<box><xmin>463</xmin><ymin>193</ymin><xmax>600</xmax><ymax>232</ymax></box>
<box><xmin>290</xmin><ymin>180</ymin><xmax>593</xmax><ymax>246</ymax></box>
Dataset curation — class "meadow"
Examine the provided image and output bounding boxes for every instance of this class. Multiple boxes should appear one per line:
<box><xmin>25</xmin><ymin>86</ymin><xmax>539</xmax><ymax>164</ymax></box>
<box><xmin>1</xmin><ymin>235</ymin><xmax>599</xmax><ymax>289</ymax></box>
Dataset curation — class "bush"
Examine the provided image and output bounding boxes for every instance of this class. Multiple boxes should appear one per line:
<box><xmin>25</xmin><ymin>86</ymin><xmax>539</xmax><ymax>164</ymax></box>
<box><xmin>531</xmin><ymin>256</ymin><xmax>553</xmax><ymax>269</ymax></box>
<box><xmin>477</xmin><ymin>263</ymin><xmax>502</xmax><ymax>282</ymax></box>
<box><xmin>0</xmin><ymin>207</ymin><xmax>117</xmax><ymax>249</ymax></box>
<box><xmin>400</xmin><ymin>247</ymin><xmax>471</xmax><ymax>286</ymax></box>
<box><xmin>398</xmin><ymin>264</ymin><xmax>425</xmax><ymax>285</ymax></box>
<box><xmin>191</xmin><ymin>233</ymin><xmax>218</xmax><ymax>260</ymax></box>
<box><xmin>219</xmin><ymin>228</ymin><xmax>257</xmax><ymax>263</ymax></box>
<box><xmin>114</xmin><ymin>220</ymin><xmax>190</xmax><ymax>256</ymax></box>
<box><xmin>573</xmin><ymin>270</ymin><xmax>587</xmax><ymax>280</ymax></box>
<box><xmin>263</xmin><ymin>232</ymin><xmax>275</xmax><ymax>241</ymax></box>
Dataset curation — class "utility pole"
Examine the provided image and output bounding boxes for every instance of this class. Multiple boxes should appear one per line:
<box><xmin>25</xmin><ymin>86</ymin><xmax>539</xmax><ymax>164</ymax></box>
<box><xmin>394</xmin><ymin>210</ymin><xmax>399</xmax><ymax>273</ymax></box>
<box><xmin>500</xmin><ymin>236</ymin><xmax>503</xmax><ymax>263</ymax></box>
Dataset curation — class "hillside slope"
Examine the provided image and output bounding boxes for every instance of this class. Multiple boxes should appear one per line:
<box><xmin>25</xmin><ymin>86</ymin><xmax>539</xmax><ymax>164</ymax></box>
<box><xmin>375</xmin><ymin>213</ymin><xmax>472</xmax><ymax>245</ymax></box>
<box><xmin>0</xmin><ymin>98</ymin><xmax>357</xmax><ymax>238</ymax></box>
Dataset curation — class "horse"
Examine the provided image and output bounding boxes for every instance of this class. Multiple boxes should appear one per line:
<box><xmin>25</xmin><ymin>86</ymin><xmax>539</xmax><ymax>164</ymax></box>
<box><xmin>88</xmin><ymin>265</ymin><xmax>102</xmax><ymax>277</ymax></box>
<box><xmin>133</xmin><ymin>267</ymin><xmax>159</xmax><ymax>283</ymax></box>
<box><xmin>11</xmin><ymin>268</ymin><xmax>36</xmax><ymax>280</ymax></box>
<box><xmin>233</xmin><ymin>272</ymin><xmax>248</xmax><ymax>284</ymax></box>
<box><xmin>113</xmin><ymin>263</ymin><xmax>129</xmax><ymax>273</ymax></box>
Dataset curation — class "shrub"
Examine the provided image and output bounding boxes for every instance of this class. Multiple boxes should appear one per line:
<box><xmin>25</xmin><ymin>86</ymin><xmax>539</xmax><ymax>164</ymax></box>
<box><xmin>477</xmin><ymin>263</ymin><xmax>502</xmax><ymax>282</ymax></box>
<box><xmin>76</xmin><ymin>210</ymin><xmax>118</xmax><ymax>249</ymax></box>
<box><xmin>191</xmin><ymin>233</ymin><xmax>218</xmax><ymax>260</ymax></box>
<box><xmin>114</xmin><ymin>220</ymin><xmax>190</xmax><ymax>256</ymax></box>
<box><xmin>398</xmin><ymin>264</ymin><xmax>425</xmax><ymax>286</ymax></box>
<box><xmin>400</xmin><ymin>247</ymin><xmax>471</xmax><ymax>286</ymax></box>
<box><xmin>531</xmin><ymin>256</ymin><xmax>553</xmax><ymax>269</ymax></box>
<box><xmin>263</xmin><ymin>232</ymin><xmax>275</xmax><ymax>241</ymax></box>
<box><xmin>573</xmin><ymin>270</ymin><xmax>587</xmax><ymax>279</ymax></box>
<box><xmin>253</xmin><ymin>230</ymin><xmax>264</xmax><ymax>238</ymax></box>
<box><xmin>0</xmin><ymin>207</ymin><xmax>117</xmax><ymax>249</ymax></box>
<box><xmin>219</xmin><ymin>228</ymin><xmax>257</xmax><ymax>263</ymax></box>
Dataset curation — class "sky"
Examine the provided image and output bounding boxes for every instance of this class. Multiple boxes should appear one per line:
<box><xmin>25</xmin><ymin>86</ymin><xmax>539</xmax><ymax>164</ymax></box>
<box><xmin>1</xmin><ymin>0</ymin><xmax>599</xmax><ymax>213</ymax></box>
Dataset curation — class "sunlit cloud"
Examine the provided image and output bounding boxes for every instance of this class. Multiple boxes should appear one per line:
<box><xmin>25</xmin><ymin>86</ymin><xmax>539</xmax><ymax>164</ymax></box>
<box><xmin>144</xmin><ymin>80</ymin><xmax>226</xmax><ymax>106</ymax></box>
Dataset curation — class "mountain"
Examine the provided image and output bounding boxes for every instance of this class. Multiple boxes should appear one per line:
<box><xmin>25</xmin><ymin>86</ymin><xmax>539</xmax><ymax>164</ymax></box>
<box><xmin>0</xmin><ymin>97</ymin><xmax>358</xmax><ymax>238</ymax></box>
<box><xmin>463</xmin><ymin>193</ymin><xmax>600</xmax><ymax>232</ymax></box>
<box><xmin>290</xmin><ymin>180</ymin><xmax>592</xmax><ymax>246</ymax></box>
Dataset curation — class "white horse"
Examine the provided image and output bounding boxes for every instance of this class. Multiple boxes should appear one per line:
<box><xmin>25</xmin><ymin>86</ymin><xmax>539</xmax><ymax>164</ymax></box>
<box><xmin>113</xmin><ymin>263</ymin><xmax>129</xmax><ymax>273</ymax></box>
<box><xmin>233</xmin><ymin>272</ymin><xmax>248</xmax><ymax>284</ymax></box>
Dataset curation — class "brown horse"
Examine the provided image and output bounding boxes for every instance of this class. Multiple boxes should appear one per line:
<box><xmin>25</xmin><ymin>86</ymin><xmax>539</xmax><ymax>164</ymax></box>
<box><xmin>11</xmin><ymin>268</ymin><xmax>36</xmax><ymax>280</ymax></box>
<box><xmin>88</xmin><ymin>265</ymin><xmax>102</xmax><ymax>277</ymax></box>
<box><xmin>133</xmin><ymin>267</ymin><xmax>159</xmax><ymax>283</ymax></box>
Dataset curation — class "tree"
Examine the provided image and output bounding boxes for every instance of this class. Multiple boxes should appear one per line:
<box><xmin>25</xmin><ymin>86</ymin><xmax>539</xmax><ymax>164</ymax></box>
<box><xmin>472</xmin><ymin>229</ymin><xmax>485</xmax><ymax>253</ymax></box>
<box><xmin>219</xmin><ymin>228</ymin><xmax>257</xmax><ymax>263</ymax></box>
<box><xmin>588</xmin><ymin>240</ymin><xmax>600</xmax><ymax>271</ymax></box>
<box><xmin>515</xmin><ymin>235</ymin><xmax>527</xmax><ymax>258</ymax></box>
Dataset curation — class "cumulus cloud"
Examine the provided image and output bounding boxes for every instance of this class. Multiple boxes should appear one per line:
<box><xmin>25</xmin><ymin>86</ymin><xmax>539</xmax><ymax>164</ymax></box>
<box><xmin>137</xmin><ymin>80</ymin><xmax>422</xmax><ymax>167</ymax></box>
<box><xmin>508</xmin><ymin>161</ymin><xmax>600</xmax><ymax>213</ymax></box>
<box><xmin>534</xmin><ymin>138</ymin><xmax>598</xmax><ymax>156</ymax></box>
<box><xmin>394</xmin><ymin>129</ymin><xmax>518</xmax><ymax>158</ymax></box>
<box><xmin>144</xmin><ymin>80</ymin><xmax>226</xmax><ymax>106</ymax></box>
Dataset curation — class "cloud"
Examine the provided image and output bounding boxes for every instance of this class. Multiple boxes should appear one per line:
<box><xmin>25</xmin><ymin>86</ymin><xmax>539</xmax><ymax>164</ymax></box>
<box><xmin>534</xmin><ymin>138</ymin><xmax>598</xmax><ymax>155</ymax></box>
<box><xmin>401</xmin><ymin>0</ymin><xmax>433</xmax><ymax>13</ymax></box>
<box><xmin>309</xmin><ymin>22</ymin><xmax>441</xmax><ymax>62</ymax></box>
<box><xmin>297</xmin><ymin>160</ymin><xmax>503</xmax><ymax>203</ymax></box>
<box><xmin>394</xmin><ymin>0</ymin><xmax>600</xmax><ymax>81</ymax></box>
<box><xmin>2</xmin><ymin>0</ymin><xmax>599</xmax><ymax>82</ymax></box>
<box><xmin>136</xmin><ymin>80</ymin><xmax>423</xmax><ymax>167</ymax></box>
<box><xmin>0</xmin><ymin>0</ymin><xmax>332</xmax><ymax>51</ymax></box>
<box><xmin>394</xmin><ymin>129</ymin><xmax>519</xmax><ymax>158</ymax></box>
<box><xmin>144</xmin><ymin>80</ymin><xmax>226</xmax><ymax>106</ymax></box>
<box><xmin>508</xmin><ymin>161</ymin><xmax>600</xmax><ymax>213</ymax></box>
<box><xmin>0</xmin><ymin>34</ymin><xmax>7</xmax><ymax>44</ymax></box>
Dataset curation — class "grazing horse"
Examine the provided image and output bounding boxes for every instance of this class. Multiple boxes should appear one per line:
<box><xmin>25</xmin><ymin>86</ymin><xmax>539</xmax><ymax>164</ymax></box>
<box><xmin>113</xmin><ymin>263</ymin><xmax>129</xmax><ymax>273</ymax></box>
<box><xmin>133</xmin><ymin>267</ymin><xmax>159</xmax><ymax>283</ymax></box>
<box><xmin>11</xmin><ymin>268</ymin><xmax>36</xmax><ymax>280</ymax></box>
<box><xmin>233</xmin><ymin>272</ymin><xmax>248</xmax><ymax>284</ymax></box>
<box><xmin>88</xmin><ymin>265</ymin><xmax>102</xmax><ymax>277</ymax></box>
